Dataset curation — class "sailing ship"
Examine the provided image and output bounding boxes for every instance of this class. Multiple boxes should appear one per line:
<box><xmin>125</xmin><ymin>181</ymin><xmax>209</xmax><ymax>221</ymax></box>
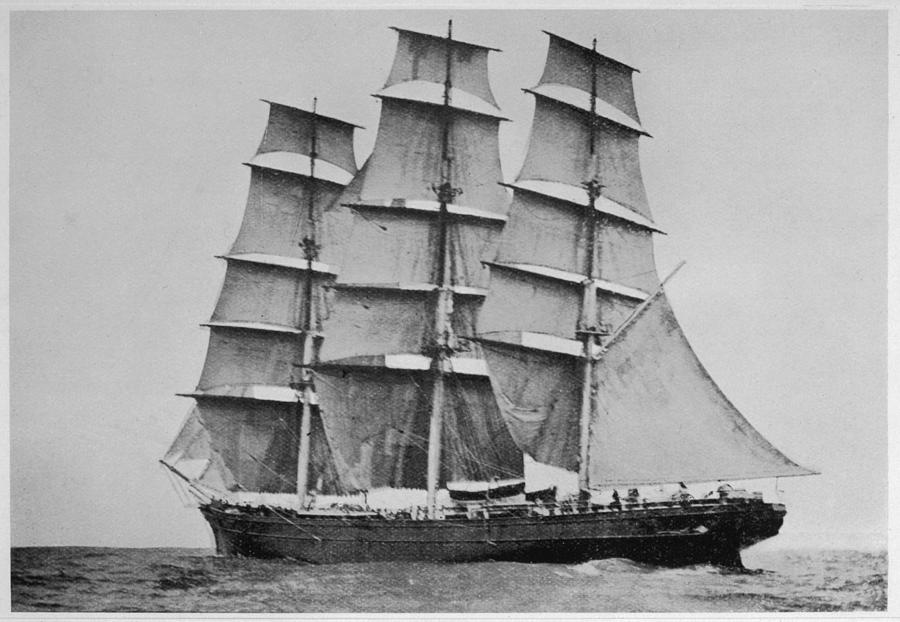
<box><xmin>161</xmin><ymin>22</ymin><xmax>815</xmax><ymax>567</ymax></box>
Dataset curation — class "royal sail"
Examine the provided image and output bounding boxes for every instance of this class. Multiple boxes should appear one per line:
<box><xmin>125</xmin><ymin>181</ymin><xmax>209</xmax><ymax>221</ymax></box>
<box><xmin>162</xmin><ymin>23</ymin><xmax>815</xmax><ymax>567</ymax></box>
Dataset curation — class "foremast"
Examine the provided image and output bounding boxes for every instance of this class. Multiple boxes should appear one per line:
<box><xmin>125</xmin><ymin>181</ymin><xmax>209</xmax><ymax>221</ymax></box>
<box><xmin>479</xmin><ymin>31</ymin><xmax>657</xmax><ymax>480</ymax></box>
<box><xmin>479</xmin><ymin>32</ymin><xmax>814</xmax><ymax>490</ymax></box>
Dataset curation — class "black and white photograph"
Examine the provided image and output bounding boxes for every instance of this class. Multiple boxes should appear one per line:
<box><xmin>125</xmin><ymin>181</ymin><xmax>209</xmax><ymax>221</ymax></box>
<box><xmin>8</xmin><ymin>5</ymin><xmax>890</xmax><ymax>615</ymax></box>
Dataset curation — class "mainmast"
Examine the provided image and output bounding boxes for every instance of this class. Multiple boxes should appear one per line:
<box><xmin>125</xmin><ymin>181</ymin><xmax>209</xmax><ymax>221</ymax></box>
<box><xmin>426</xmin><ymin>19</ymin><xmax>459</xmax><ymax>518</ymax></box>
<box><xmin>314</xmin><ymin>23</ymin><xmax>520</xmax><ymax>498</ymax></box>
<box><xmin>294</xmin><ymin>97</ymin><xmax>320</xmax><ymax>505</ymax></box>
<box><xmin>577</xmin><ymin>38</ymin><xmax>605</xmax><ymax>492</ymax></box>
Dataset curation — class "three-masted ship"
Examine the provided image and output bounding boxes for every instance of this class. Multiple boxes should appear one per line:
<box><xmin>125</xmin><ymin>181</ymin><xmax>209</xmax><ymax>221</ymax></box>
<box><xmin>161</xmin><ymin>23</ymin><xmax>815</xmax><ymax>567</ymax></box>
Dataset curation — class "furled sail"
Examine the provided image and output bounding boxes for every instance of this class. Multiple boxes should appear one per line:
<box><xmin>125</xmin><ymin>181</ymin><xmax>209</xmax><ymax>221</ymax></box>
<box><xmin>588</xmin><ymin>293</ymin><xmax>816</xmax><ymax>486</ymax></box>
<box><xmin>316</xmin><ymin>26</ymin><xmax>523</xmax><ymax>487</ymax></box>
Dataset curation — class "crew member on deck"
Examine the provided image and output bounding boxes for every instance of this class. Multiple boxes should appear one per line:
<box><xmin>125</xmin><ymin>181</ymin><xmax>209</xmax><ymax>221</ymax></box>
<box><xmin>610</xmin><ymin>489</ymin><xmax>621</xmax><ymax>510</ymax></box>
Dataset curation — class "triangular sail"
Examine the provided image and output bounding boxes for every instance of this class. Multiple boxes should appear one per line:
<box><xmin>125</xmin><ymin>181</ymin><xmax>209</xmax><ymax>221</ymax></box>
<box><xmin>588</xmin><ymin>293</ymin><xmax>816</xmax><ymax>486</ymax></box>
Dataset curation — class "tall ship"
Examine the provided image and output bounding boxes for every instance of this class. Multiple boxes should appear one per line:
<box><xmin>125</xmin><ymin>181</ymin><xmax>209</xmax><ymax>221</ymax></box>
<box><xmin>161</xmin><ymin>22</ymin><xmax>815</xmax><ymax>567</ymax></box>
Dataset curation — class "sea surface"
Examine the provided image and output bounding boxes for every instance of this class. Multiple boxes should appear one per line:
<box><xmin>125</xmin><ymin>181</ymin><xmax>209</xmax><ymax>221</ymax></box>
<box><xmin>10</xmin><ymin>545</ymin><xmax>886</xmax><ymax>613</ymax></box>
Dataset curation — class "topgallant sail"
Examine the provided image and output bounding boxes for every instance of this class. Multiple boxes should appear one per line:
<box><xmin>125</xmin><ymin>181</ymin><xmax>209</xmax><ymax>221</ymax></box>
<box><xmin>161</xmin><ymin>23</ymin><xmax>815</xmax><ymax>567</ymax></box>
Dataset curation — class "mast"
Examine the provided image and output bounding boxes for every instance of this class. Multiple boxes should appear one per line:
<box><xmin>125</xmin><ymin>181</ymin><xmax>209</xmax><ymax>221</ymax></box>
<box><xmin>293</xmin><ymin>97</ymin><xmax>320</xmax><ymax>505</ymax></box>
<box><xmin>426</xmin><ymin>19</ymin><xmax>458</xmax><ymax>518</ymax></box>
<box><xmin>577</xmin><ymin>38</ymin><xmax>604</xmax><ymax>492</ymax></box>
<box><xmin>315</xmin><ymin>24</ymin><xmax>521</xmax><ymax>496</ymax></box>
<box><xmin>478</xmin><ymin>31</ymin><xmax>659</xmax><ymax>474</ymax></box>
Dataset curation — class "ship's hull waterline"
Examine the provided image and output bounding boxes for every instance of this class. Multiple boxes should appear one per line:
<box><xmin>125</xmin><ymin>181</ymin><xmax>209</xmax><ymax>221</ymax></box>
<box><xmin>200</xmin><ymin>498</ymin><xmax>785</xmax><ymax>567</ymax></box>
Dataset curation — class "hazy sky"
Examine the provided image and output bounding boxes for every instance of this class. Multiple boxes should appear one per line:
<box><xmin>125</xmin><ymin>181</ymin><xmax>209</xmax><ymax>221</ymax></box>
<box><xmin>9</xmin><ymin>9</ymin><xmax>887</xmax><ymax>547</ymax></box>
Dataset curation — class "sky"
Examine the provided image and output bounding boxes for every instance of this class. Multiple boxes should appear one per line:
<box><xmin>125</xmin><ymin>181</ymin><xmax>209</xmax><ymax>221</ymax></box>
<box><xmin>8</xmin><ymin>9</ymin><xmax>888</xmax><ymax>548</ymax></box>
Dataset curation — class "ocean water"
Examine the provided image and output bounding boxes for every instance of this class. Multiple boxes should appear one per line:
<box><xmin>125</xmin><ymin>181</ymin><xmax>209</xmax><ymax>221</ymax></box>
<box><xmin>10</xmin><ymin>545</ymin><xmax>886</xmax><ymax>613</ymax></box>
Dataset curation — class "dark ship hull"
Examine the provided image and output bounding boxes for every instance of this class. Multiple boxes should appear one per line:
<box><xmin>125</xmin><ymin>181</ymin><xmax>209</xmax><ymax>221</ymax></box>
<box><xmin>200</xmin><ymin>498</ymin><xmax>785</xmax><ymax>567</ymax></box>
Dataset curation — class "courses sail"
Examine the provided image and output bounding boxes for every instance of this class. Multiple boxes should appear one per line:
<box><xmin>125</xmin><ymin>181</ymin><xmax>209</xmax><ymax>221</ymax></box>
<box><xmin>477</xmin><ymin>31</ymin><xmax>813</xmax><ymax>490</ymax></box>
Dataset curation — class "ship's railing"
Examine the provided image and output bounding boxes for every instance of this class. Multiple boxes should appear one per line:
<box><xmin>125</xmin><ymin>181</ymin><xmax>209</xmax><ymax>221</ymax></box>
<box><xmin>439</xmin><ymin>497</ymin><xmax>748</xmax><ymax>520</ymax></box>
<box><xmin>206</xmin><ymin>495</ymin><xmax>762</xmax><ymax>522</ymax></box>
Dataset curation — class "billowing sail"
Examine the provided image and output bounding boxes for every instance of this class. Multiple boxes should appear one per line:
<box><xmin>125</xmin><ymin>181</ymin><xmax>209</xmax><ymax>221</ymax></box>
<box><xmin>196</xmin><ymin>101</ymin><xmax>358</xmax><ymax>399</ymax></box>
<box><xmin>315</xmin><ymin>26</ymin><xmax>523</xmax><ymax>487</ymax></box>
<box><xmin>163</xmin><ymin>401</ymin><xmax>342</xmax><ymax>495</ymax></box>
<box><xmin>518</xmin><ymin>96</ymin><xmax>649</xmax><ymax>218</ymax></box>
<box><xmin>328</xmin><ymin>207</ymin><xmax>502</xmax><ymax>290</ymax></box>
<box><xmin>314</xmin><ymin>367</ymin><xmax>521</xmax><ymax>490</ymax></box>
<box><xmin>318</xmin><ymin>288</ymin><xmax>483</xmax><ymax>363</ymax></box>
<box><xmin>479</xmin><ymin>31</ymin><xmax>656</xmax><ymax>361</ymax></box>
<box><xmin>385</xmin><ymin>27</ymin><xmax>500</xmax><ymax>109</ymax></box>
<box><xmin>342</xmin><ymin>98</ymin><xmax>508</xmax><ymax>212</ymax></box>
<box><xmin>480</xmin><ymin>341</ymin><xmax>581</xmax><ymax>472</ymax></box>
<box><xmin>587</xmin><ymin>294</ymin><xmax>816</xmax><ymax>486</ymax></box>
<box><xmin>230</xmin><ymin>166</ymin><xmax>347</xmax><ymax>261</ymax></box>
<box><xmin>255</xmin><ymin>100</ymin><xmax>358</xmax><ymax>181</ymax></box>
<box><xmin>538</xmin><ymin>32</ymin><xmax>641</xmax><ymax>128</ymax></box>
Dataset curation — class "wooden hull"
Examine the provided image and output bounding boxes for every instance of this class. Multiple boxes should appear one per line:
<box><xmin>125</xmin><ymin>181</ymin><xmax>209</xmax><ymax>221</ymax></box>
<box><xmin>199</xmin><ymin>498</ymin><xmax>785</xmax><ymax>567</ymax></box>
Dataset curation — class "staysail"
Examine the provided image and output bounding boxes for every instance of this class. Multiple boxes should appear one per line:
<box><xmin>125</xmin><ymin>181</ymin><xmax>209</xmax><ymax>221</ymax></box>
<box><xmin>315</xmin><ymin>25</ymin><xmax>523</xmax><ymax>496</ymax></box>
<box><xmin>167</xmin><ymin>100</ymin><xmax>361</xmax><ymax>497</ymax></box>
<box><xmin>588</xmin><ymin>292</ymin><xmax>816</xmax><ymax>485</ymax></box>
